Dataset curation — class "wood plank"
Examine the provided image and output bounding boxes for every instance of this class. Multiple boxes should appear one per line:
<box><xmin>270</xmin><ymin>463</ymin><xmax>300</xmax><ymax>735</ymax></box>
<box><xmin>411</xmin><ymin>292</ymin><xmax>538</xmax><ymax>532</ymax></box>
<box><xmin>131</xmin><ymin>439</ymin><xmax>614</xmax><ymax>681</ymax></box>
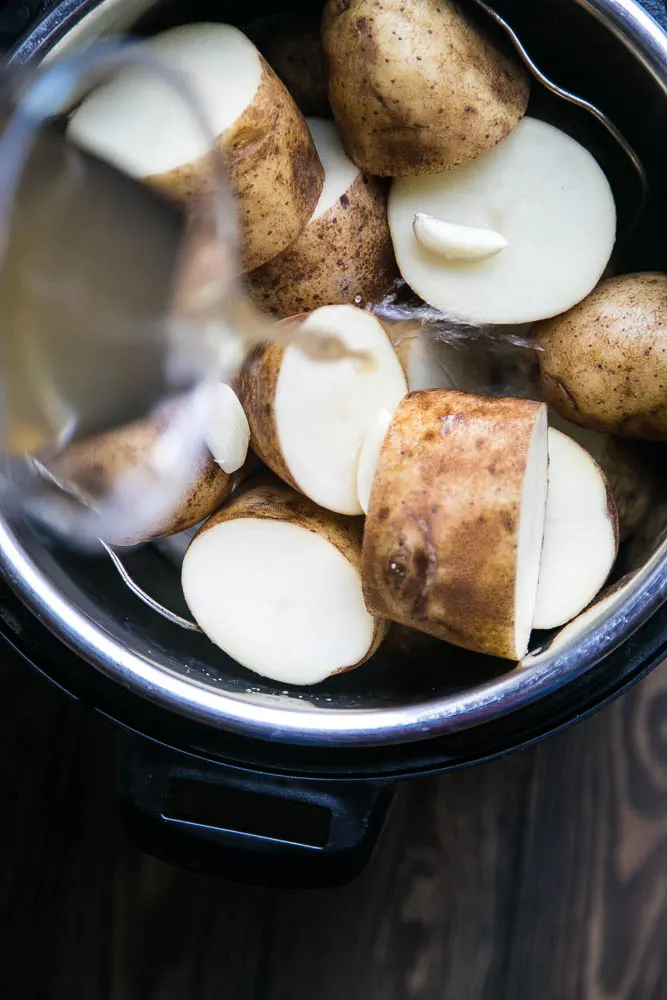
<box><xmin>0</xmin><ymin>656</ymin><xmax>269</xmax><ymax>1000</ymax></box>
<box><xmin>504</xmin><ymin>662</ymin><xmax>667</xmax><ymax>1000</ymax></box>
<box><xmin>1</xmin><ymin>644</ymin><xmax>667</xmax><ymax>999</ymax></box>
<box><xmin>259</xmin><ymin>752</ymin><xmax>533</xmax><ymax>1000</ymax></box>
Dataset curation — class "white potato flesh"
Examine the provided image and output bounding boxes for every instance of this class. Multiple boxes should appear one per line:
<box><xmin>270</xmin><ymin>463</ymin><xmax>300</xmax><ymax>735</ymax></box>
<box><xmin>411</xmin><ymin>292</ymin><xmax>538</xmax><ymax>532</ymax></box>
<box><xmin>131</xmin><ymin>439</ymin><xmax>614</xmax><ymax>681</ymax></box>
<box><xmin>195</xmin><ymin>382</ymin><xmax>250</xmax><ymax>473</ymax></box>
<box><xmin>67</xmin><ymin>23</ymin><xmax>262</xmax><ymax>177</ymax></box>
<box><xmin>182</xmin><ymin>518</ymin><xmax>375</xmax><ymax>684</ymax></box>
<box><xmin>389</xmin><ymin>118</ymin><xmax>616</xmax><ymax>325</ymax></box>
<box><xmin>548</xmin><ymin>411</ymin><xmax>607</xmax><ymax>462</ymax></box>
<box><xmin>307</xmin><ymin>118</ymin><xmax>359</xmax><ymax>219</ymax></box>
<box><xmin>514</xmin><ymin>405</ymin><xmax>549</xmax><ymax>655</ymax></box>
<box><xmin>533</xmin><ymin>428</ymin><xmax>617</xmax><ymax>631</ymax></box>
<box><xmin>356</xmin><ymin>408</ymin><xmax>393</xmax><ymax>515</ymax></box>
<box><xmin>276</xmin><ymin>306</ymin><xmax>407</xmax><ymax>514</ymax></box>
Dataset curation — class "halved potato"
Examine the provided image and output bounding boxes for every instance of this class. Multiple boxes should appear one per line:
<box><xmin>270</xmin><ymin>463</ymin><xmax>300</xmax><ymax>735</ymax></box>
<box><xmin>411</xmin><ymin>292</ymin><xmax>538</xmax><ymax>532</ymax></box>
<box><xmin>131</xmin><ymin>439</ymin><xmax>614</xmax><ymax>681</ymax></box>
<box><xmin>236</xmin><ymin>305</ymin><xmax>407</xmax><ymax>514</ymax></box>
<box><xmin>388</xmin><ymin>118</ymin><xmax>616</xmax><ymax>325</ymax></box>
<box><xmin>182</xmin><ymin>477</ymin><xmax>388</xmax><ymax>685</ymax></box>
<box><xmin>248</xmin><ymin>118</ymin><xmax>397</xmax><ymax>315</ymax></box>
<box><xmin>67</xmin><ymin>23</ymin><xmax>324</xmax><ymax>270</ymax></box>
<box><xmin>362</xmin><ymin>390</ymin><xmax>549</xmax><ymax>659</ymax></box>
<box><xmin>322</xmin><ymin>0</ymin><xmax>529</xmax><ymax>176</ymax></box>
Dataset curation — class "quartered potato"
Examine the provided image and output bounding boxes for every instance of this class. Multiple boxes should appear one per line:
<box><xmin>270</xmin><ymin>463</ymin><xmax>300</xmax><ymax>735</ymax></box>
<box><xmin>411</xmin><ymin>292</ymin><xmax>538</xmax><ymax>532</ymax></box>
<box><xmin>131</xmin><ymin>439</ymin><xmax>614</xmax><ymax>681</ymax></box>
<box><xmin>361</xmin><ymin>391</ymin><xmax>549</xmax><ymax>660</ymax></box>
<box><xmin>182</xmin><ymin>477</ymin><xmax>388</xmax><ymax>684</ymax></box>
<box><xmin>249</xmin><ymin>118</ymin><xmax>397</xmax><ymax>314</ymax></box>
<box><xmin>237</xmin><ymin>305</ymin><xmax>407</xmax><ymax>515</ymax></box>
<box><xmin>68</xmin><ymin>23</ymin><xmax>324</xmax><ymax>270</ymax></box>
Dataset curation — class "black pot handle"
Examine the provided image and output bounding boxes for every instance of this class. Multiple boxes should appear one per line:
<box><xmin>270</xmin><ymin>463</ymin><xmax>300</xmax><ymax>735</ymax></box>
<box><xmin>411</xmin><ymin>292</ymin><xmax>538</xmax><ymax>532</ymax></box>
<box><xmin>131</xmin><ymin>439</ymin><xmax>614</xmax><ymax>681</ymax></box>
<box><xmin>118</xmin><ymin>734</ymin><xmax>394</xmax><ymax>888</ymax></box>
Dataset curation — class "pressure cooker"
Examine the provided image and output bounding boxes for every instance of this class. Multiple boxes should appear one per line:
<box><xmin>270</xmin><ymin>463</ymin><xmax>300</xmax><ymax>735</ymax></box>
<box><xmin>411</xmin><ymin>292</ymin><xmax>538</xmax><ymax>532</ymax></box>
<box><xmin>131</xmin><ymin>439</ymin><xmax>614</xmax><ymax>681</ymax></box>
<box><xmin>1</xmin><ymin>0</ymin><xmax>667</xmax><ymax>887</ymax></box>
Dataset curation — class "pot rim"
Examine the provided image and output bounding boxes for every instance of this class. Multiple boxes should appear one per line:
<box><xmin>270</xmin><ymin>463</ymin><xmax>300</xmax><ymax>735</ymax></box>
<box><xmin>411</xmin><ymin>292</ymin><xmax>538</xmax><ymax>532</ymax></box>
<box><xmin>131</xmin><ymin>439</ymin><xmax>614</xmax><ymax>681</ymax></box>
<box><xmin>3</xmin><ymin>0</ymin><xmax>667</xmax><ymax>748</ymax></box>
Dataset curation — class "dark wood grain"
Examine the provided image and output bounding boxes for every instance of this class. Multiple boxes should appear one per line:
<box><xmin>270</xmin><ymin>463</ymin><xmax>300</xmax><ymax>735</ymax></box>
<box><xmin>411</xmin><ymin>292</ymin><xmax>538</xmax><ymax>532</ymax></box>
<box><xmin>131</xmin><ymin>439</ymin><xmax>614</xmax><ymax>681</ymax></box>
<box><xmin>259</xmin><ymin>754</ymin><xmax>532</xmax><ymax>1000</ymax></box>
<box><xmin>505</xmin><ymin>666</ymin><xmax>667</xmax><ymax>1000</ymax></box>
<box><xmin>0</xmin><ymin>647</ymin><xmax>666</xmax><ymax>1000</ymax></box>
<box><xmin>0</xmin><ymin>657</ymin><xmax>270</xmax><ymax>1000</ymax></box>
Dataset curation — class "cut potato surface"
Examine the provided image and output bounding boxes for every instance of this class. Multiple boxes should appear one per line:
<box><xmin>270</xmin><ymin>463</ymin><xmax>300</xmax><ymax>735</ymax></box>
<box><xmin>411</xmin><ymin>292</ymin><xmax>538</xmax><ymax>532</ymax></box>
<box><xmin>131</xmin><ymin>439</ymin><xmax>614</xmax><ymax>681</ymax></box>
<box><xmin>389</xmin><ymin>118</ymin><xmax>616</xmax><ymax>325</ymax></box>
<box><xmin>68</xmin><ymin>24</ymin><xmax>262</xmax><ymax>177</ymax></box>
<box><xmin>537</xmin><ymin>272</ymin><xmax>667</xmax><ymax>439</ymax></box>
<box><xmin>322</xmin><ymin>0</ymin><xmax>529</xmax><ymax>176</ymax></box>
<box><xmin>309</xmin><ymin>118</ymin><xmax>359</xmax><ymax>218</ymax></box>
<box><xmin>68</xmin><ymin>23</ymin><xmax>323</xmax><ymax>270</ymax></box>
<box><xmin>357</xmin><ymin>409</ymin><xmax>393</xmax><ymax>515</ymax></box>
<box><xmin>533</xmin><ymin>429</ymin><xmax>618</xmax><ymax>631</ymax></box>
<box><xmin>237</xmin><ymin>305</ymin><xmax>407</xmax><ymax>514</ymax></box>
<box><xmin>182</xmin><ymin>480</ymin><xmax>387</xmax><ymax>684</ymax></box>
<box><xmin>362</xmin><ymin>391</ymin><xmax>548</xmax><ymax>659</ymax></box>
<box><xmin>195</xmin><ymin>382</ymin><xmax>250</xmax><ymax>474</ymax></box>
<box><xmin>248</xmin><ymin>118</ymin><xmax>397</xmax><ymax>314</ymax></box>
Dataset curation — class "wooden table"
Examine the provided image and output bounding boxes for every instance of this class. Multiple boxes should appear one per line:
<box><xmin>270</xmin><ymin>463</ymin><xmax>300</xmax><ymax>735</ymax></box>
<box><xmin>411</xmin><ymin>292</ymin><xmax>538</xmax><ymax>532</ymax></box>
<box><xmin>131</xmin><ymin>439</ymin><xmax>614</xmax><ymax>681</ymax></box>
<box><xmin>0</xmin><ymin>650</ymin><xmax>666</xmax><ymax>999</ymax></box>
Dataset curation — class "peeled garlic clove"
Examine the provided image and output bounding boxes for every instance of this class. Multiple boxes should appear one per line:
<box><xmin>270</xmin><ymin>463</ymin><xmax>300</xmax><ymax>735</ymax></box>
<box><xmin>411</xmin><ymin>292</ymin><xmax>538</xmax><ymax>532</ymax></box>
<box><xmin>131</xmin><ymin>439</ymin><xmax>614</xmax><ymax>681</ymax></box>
<box><xmin>412</xmin><ymin>214</ymin><xmax>508</xmax><ymax>262</ymax></box>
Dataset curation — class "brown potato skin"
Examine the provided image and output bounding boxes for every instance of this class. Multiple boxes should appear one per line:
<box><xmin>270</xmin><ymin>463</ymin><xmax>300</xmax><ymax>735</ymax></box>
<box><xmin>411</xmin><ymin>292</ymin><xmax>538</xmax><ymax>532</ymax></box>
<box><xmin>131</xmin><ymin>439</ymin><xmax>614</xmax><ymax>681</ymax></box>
<box><xmin>197</xmin><ymin>475</ymin><xmax>388</xmax><ymax>667</ymax></box>
<box><xmin>49</xmin><ymin>413</ymin><xmax>230</xmax><ymax>544</ymax></box>
<box><xmin>149</xmin><ymin>59</ymin><xmax>324</xmax><ymax>271</ymax></box>
<box><xmin>362</xmin><ymin>390</ymin><xmax>546</xmax><ymax>659</ymax></box>
<box><xmin>247</xmin><ymin>172</ymin><xmax>398</xmax><ymax>315</ymax></box>
<box><xmin>321</xmin><ymin>0</ymin><xmax>529</xmax><ymax>176</ymax></box>
<box><xmin>234</xmin><ymin>339</ymin><xmax>296</xmax><ymax>490</ymax></box>
<box><xmin>537</xmin><ymin>273</ymin><xmax>667</xmax><ymax>440</ymax></box>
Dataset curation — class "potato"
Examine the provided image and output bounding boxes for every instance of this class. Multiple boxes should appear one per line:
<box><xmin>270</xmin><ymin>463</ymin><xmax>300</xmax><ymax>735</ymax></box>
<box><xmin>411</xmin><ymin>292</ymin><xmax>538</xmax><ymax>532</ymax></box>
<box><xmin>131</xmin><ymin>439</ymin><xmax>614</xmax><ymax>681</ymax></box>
<box><xmin>262</xmin><ymin>15</ymin><xmax>330</xmax><ymax>117</ymax></box>
<box><xmin>47</xmin><ymin>403</ymin><xmax>233</xmax><ymax>546</ymax></box>
<box><xmin>182</xmin><ymin>477</ymin><xmax>388</xmax><ymax>684</ymax></box>
<box><xmin>67</xmin><ymin>23</ymin><xmax>324</xmax><ymax>271</ymax></box>
<box><xmin>362</xmin><ymin>391</ymin><xmax>548</xmax><ymax>659</ymax></box>
<box><xmin>388</xmin><ymin>118</ymin><xmax>616</xmax><ymax>324</ymax></box>
<box><xmin>321</xmin><ymin>0</ymin><xmax>529</xmax><ymax>177</ymax></box>
<box><xmin>237</xmin><ymin>305</ymin><xmax>407</xmax><ymax>514</ymax></box>
<box><xmin>533</xmin><ymin>428</ymin><xmax>618</xmax><ymax>631</ymax></box>
<box><xmin>536</xmin><ymin>273</ymin><xmax>667</xmax><ymax>439</ymax></box>
<box><xmin>248</xmin><ymin>118</ymin><xmax>397</xmax><ymax>315</ymax></box>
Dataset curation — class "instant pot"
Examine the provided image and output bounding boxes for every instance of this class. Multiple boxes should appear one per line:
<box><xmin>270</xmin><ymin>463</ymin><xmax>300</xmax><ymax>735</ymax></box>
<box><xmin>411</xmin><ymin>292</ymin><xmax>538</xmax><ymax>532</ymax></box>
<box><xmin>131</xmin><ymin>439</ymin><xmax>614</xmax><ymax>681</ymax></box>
<box><xmin>1</xmin><ymin>0</ymin><xmax>667</xmax><ymax>887</ymax></box>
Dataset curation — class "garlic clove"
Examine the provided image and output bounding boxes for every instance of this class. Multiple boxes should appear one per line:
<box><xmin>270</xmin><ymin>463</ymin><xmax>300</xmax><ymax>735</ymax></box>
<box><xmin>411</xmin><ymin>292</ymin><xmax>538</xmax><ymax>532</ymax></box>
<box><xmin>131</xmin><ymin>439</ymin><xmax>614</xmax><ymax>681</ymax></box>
<box><xmin>412</xmin><ymin>213</ymin><xmax>508</xmax><ymax>263</ymax></box>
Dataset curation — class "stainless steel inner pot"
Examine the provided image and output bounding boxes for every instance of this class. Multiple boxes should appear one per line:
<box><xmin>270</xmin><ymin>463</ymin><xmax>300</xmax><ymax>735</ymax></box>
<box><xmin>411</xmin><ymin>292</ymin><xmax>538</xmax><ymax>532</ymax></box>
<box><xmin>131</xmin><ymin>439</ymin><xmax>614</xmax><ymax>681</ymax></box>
<box><xmin>3</xmin><ymin>0</ymin><xmax>667</xmax><ymax>748</ymax></box>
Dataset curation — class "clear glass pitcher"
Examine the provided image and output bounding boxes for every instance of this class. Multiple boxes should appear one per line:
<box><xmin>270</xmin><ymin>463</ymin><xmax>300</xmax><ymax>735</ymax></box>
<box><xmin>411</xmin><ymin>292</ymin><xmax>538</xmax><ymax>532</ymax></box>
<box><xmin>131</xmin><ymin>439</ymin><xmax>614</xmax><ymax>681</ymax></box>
<box><xmin>0</xmin><ymin>41</ymin><xmax>288</xmax><ymax>547</ymax></box>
